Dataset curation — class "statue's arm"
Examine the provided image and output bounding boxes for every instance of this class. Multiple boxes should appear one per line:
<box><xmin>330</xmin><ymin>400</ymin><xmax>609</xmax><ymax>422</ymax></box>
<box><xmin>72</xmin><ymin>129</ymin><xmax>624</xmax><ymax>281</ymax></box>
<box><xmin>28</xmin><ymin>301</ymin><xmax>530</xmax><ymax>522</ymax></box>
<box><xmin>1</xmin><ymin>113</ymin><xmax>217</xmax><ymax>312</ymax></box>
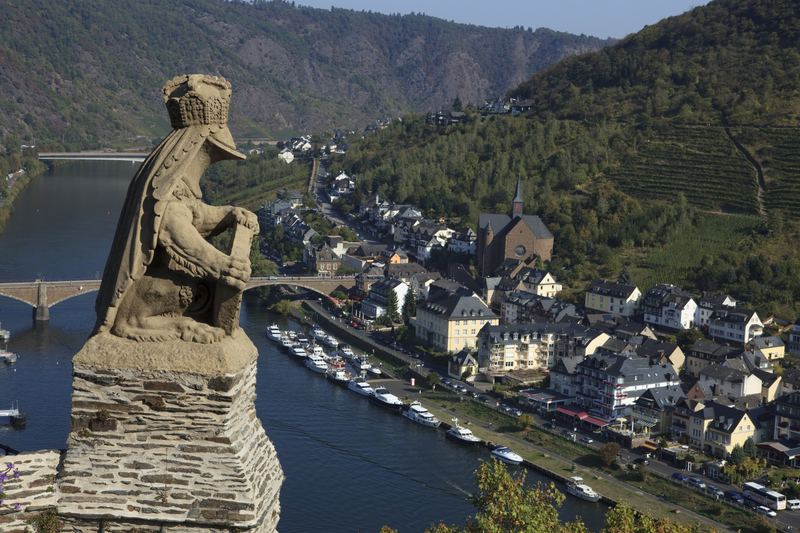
<box><xmin>159</xmin><ymin>201</ymin><xmax>250</xmax><ymax>289</ymax></box>
<box><xmin>195</xmin><ymin>204</ymin><xmax>258</xmax><ymax>240</ymax></box>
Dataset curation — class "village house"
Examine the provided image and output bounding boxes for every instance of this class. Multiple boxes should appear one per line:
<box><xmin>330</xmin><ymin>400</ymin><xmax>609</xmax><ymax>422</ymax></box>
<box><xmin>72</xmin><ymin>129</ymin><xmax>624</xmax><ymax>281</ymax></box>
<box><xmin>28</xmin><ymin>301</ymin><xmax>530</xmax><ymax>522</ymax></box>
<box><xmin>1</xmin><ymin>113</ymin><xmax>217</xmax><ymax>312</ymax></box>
<box><xmin>708</xmin><ymin>306</ymin><xmax>764</xmax><ymax>347</ymax></box>
<box><xmin>630</xmin><ymin>386</ymin><xmax>686</xmax><ymax>437</ymax></box>
<box><xmin>550</xmin><ymin>356</ymin><xmax>585</xmax><ymax>398</ymax></box>
<box><xmin>354</xmin><ymin>262</ymin><xmax>386</xmax><ymax>299</ymax></box>
<box><xmin>410</xmin><ymin>271</ymin><xmax>442</xmax><ymax>301</ymax></box>
<box><xmin>584</xmin><ymin>279</ymin><xmax>641</xmax><ymax>318</ymax></box>
<box><xmin>449</xmin><ymin>227</ymin><xmax>477</xmax><ymax>255</ymax></box>
<box><xmin>748</xmin><ymin>335</ymin><xmax>785</xmax><ymax>362</ymax></box>
<box><xmin>694</xmin><ymin>292</ymin><xmax>737</xmax><ymax>328</ymax></box>
<box><xmin>672</xmin><ymin>398</ymin><xmax>756</xmax><ymax>458</ymax></box>
<box><xmin>448</xmin><ymin>350</ymin><xmax>478</xmax><ymax>381</ymax></box>
<box><xmin>642</xmin><ymin>284</ymin><xmax>697</xmax><ymax>331</ymax></box>
<box><xmin>697</xmin><ymin>364</ymin><xmax>763</xmax><ymax>399</ymax></box>
<box><xmin>361</xmin><ymin>278</ymin><xmax>409</xmax><ymax>320</ymax></box>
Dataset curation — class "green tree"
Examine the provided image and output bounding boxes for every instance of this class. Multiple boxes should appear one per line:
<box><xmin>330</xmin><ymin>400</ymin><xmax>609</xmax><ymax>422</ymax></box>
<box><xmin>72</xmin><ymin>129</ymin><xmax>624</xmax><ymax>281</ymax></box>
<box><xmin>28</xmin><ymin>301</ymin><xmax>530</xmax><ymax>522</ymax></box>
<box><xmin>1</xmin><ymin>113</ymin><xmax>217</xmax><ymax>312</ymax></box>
<box><xmin>402</xmin><ymin>285</ymin><xmax>417</xmax><ymax>324</ymax></box>
<box><xmin>598</xmin><ymin>442</ymin><xmax>621</xmax><ymax>467</ymax></box>
<box><xmin>729</xmin><ymin>443</ymin><xmax>747</xmax><ymax>465</ymax></box>
<box><xmin>331</xmin><ymin>290</ymin><xmax>347</xmax><ymax>300</ymax></box>
<box><xmin>742</xmin><ymin>437</ymin><xmax>758</xmax><ymax>459</ymax></box>
<box><xmin>452</xmin><ymin>95</ymin><xmax>463</xmax><ymax>112</ymax></box>
<box><xmin>617</xmin><ymin>265</ymin><xmax>632</xmax><ymax>285</ymax></box>
<box><xmin>386</xmin><ymin>289</ymin><xmax>399</xmax><ymax>321</ymax></box>
<box><xmin>635</xmin><ymin>463</ymin><xmax>650</xmax><ymax>482</ymax></box>
<box><xmin>517</xmin><ymin>413</ymin><xmax>533</xmax><ymax>429</ymax></box>
<box><xmin>426</xmin><ymin>372</ymin><xmax>441</xmax><ymax>388</ymax></box>
<box><xmin>272</xmin><ymin>299</ymin><xmax>291</xmax><ymax>315</ymax></box>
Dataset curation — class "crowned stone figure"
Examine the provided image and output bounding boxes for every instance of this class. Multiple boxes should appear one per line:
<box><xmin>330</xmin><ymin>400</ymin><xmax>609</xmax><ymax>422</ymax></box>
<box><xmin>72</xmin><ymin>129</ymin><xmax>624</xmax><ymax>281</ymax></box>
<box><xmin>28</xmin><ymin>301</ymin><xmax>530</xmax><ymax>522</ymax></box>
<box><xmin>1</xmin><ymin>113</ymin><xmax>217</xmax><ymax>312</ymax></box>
<box><xmin>92</xmin><ymin>74</ymin><xmax>258</xmax><ymax>344</ymax></box>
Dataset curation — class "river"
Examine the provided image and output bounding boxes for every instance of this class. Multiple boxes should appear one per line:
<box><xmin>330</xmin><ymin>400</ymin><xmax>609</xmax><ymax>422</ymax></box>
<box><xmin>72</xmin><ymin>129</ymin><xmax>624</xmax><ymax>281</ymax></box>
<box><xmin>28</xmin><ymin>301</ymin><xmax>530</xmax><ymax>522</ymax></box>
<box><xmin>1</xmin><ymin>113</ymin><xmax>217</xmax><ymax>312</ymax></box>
<box><xmin>0</xmin><ymin>161</ymin><xmax>609</xmax><ymax>532</ymax></box>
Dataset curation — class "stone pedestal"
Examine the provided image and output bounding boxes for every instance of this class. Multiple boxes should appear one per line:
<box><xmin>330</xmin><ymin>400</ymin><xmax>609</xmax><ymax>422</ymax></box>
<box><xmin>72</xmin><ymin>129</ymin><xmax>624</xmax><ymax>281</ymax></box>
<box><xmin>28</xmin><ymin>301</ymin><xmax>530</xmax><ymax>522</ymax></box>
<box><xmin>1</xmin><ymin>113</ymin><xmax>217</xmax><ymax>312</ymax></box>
<box><xmin>57</xmin><ymin>330</ymin><xmax>283</xmax><ymax>532</ymax></box>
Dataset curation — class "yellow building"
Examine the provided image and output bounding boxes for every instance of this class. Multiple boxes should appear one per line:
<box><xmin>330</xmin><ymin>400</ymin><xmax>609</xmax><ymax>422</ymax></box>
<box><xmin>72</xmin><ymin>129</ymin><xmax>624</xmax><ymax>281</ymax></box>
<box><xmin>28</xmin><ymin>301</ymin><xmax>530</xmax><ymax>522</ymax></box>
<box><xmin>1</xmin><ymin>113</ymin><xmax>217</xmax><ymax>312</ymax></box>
<box><xmin>415</xmin><ymin>287</ymin><xmax>498</xmax><ymax>352</ymax></box>
<box><xmin>585</xmin><ymin>279</ymin><xmax>641</xmax><ymax>317</ymax></box>
<box><xmin>748</xmin><ymin>335</ymin><xmax>785</xmax><ymax>362</ymax></box>
<box><xmin>672</xmin><ymin>398</ymin><xmax>756</xmax><ymax>458</ymax></box>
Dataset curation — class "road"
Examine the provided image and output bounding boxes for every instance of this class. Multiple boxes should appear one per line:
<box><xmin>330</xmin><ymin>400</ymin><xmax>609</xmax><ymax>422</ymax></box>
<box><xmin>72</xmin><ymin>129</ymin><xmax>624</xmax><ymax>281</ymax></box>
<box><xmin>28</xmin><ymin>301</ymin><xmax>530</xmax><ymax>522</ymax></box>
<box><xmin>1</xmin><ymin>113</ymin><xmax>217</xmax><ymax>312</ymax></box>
<box><xmin>313</xmin><ymin>159</ymin><xmax>381</xmax><ymax>245</ymax></box>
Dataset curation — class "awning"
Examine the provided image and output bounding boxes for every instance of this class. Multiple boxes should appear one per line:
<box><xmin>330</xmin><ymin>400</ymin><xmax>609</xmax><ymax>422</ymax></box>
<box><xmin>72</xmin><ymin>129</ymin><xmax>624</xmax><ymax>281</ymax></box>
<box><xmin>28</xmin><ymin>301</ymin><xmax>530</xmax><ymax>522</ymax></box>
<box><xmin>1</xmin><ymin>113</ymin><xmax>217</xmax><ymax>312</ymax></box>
<box><xmin>556</xmin><ymin>407</ymin><xmax>579</xmax><ymax>417</ymax></box>
<box><xmin>635</xmin><ymin>419</ymin><xmax>657</xmax><ymax>429</ymax></box>
<box><xmin>641</xmin><ymin>442</ymin><xmax>659</xmax><ymax>451</ymax></box>
<box><xmin>584</xmin><ymin>417</ymin><xmax>609</xmax><ymax>427</ymax></box>
<box><xmin>576</xmin><ymin>413</ymin><xmax>588</xmax><ymax>420</ymax></box>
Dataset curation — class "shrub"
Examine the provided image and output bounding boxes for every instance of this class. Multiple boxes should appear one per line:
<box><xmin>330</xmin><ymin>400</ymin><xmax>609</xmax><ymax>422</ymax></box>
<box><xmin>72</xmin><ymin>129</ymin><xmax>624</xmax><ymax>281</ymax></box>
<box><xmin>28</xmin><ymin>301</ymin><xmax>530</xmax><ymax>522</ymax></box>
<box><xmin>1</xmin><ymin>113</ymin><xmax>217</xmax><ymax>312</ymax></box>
<box><xmin>598</xmin><ymin>442</ymin><xmax>621</xmax><ymax>467</ymax></box>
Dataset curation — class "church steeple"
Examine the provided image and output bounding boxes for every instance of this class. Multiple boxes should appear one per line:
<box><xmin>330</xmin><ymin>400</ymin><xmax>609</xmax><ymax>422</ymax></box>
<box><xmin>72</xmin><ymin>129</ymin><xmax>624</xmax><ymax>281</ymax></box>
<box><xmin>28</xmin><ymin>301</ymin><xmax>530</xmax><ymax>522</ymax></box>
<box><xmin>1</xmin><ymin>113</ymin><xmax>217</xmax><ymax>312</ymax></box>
<box><xmin>512</xmin><ymin>176</ymin><xmax>523</xmax><ymax>218</ymax></box>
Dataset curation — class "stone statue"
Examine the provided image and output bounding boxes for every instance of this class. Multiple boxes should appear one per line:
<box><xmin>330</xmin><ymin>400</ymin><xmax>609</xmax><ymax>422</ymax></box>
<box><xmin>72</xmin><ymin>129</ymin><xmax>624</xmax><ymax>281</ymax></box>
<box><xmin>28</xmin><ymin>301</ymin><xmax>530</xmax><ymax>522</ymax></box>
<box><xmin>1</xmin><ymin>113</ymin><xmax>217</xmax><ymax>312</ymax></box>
<box><xmin>92</xmin><ymin>74</ymin><xmax>258</xmax><ymax>343</ymax></box>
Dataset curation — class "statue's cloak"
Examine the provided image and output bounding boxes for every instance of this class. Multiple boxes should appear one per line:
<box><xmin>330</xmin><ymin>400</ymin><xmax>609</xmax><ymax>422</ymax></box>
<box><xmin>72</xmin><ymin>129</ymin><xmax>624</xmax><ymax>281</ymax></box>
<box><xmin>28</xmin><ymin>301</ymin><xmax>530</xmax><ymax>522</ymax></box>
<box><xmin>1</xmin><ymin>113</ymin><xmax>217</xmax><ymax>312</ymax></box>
<box><xmin>92</xmin><ymin>124</ymin><xmax>237</xmax><ymax>336</ymax></box>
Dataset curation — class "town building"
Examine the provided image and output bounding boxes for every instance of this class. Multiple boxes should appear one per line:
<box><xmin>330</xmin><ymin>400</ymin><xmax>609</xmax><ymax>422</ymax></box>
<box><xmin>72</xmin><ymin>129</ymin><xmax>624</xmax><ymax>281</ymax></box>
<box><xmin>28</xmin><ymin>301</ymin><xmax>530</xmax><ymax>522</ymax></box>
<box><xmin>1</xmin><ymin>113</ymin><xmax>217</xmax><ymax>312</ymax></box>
<box><xmin>414</xmin><ymin>288</ymin><xmax>498</xmax><ymax>352</ymax></box>
<box><xmin>477</xmin><ymin>323</ymin><xmax>608</xmax><ymax>374</ymax></box>
<box><xmin>476</xmin><ymin>177</ymin><xmax>553</xmax><ymax>276</ymax></box>
<box><xmin>573</xmin><ymin>354</ymin><xmax>678</xmax><ymax>422</ymax></box>
<box><xmin>584</xmin><ymin>280</ymin><xmax>641</xmax><ymax>317</ymax></box>
<box><xmin>449</xmin><ymin>227</ymin><xmax>477</xmax><ymax>255</ymax></box>
<box><xmin>642</xmin><ymin>284</ymin><xmax>697</xmax><ymax>331</ymax></box>
<box><xmin>748</xmin><ymin>335</ymin><xmax>786</xmax><ymax>363</ymax></box>
<box><xmin>708</xmin><ymin>307</ymin><xmax>763</xmax><ymax>347</ymax></box>
<box><xmin>694</xmin><ymin>292</ymin><xmax>737</xmax><ymax>328</ymax></box>
<box><xmin>361</xmin><ymin>278</ymin><xmax>409</xmax><ymax>320</ymax></box>
<box><xmin>672</xmin><ymin>398</ymin><xmax>755</xmax><ymax>458</ymax></box>
<box><xmin>630</xmin><ymin>386</ymin><xmax>686</xmax><ymax>437</ymax></box>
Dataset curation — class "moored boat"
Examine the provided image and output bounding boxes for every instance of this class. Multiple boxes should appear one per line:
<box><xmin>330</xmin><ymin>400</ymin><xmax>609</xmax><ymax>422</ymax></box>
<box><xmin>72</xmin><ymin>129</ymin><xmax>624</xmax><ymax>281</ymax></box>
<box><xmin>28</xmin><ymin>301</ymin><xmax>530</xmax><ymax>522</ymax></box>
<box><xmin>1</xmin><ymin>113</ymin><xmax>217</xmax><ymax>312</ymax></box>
<box><xmin>566</xmin><ymin>477</ymin><xmax>601</xmax><ymax>502</ymax></box>
<box><xmin>402</xmin><ymin>401</ymin><xmax>441</xmax><ymax>428</ymax></box>
<box><xmin>280</xmin><ymin>336</ymin><xmax>294</xmax><ymax>350</ymax></box>
<box><xmin>338</xmin><ymin>345</ymin><xmax>354</xmax><ymax>359</ymax></box>
<box><xmin>310</xmin><ymin>326</ymin><xmax>326</xmax><ymax>339</ymax></box>
<box><xmin>446</xmin><ymin>418</ymin><xmax>481</xmax><ymax>446</ymax></box>
<box><xmin>352</xmin><ymin>355</ymin><xmax>372</xmax><ymax>373</ymax></box>
<box><xmin>305</xmin><ymin>354</ymin><xmax>328</xmax><ymax>373</ymax></box>
<box><xmin>324</xmin><ymin>335</ymin><xmax>339</xmax><ymax>349</ymax></box>
<box><xmin>490</xmin><ymin>445</ymin><xmax>523</xmax><ymax>465</ymax></box>
<box><xmin>348</xmin><ymin>376</ymin><xmax>374</xmax><ymax>397</ymax></box>
<box><xmin>325</xmin><ymin>357</ymin><xmax>350</xmax><ymax>387</ymax></box>
<box><xmin>296</xmin><ymin>334</ymin><xmax>309</xmax><ymax>345</ymax></box>
<box><xmin>369</xmin><ymin>387</ymin><xmax>404</xmax><ymax>411</ymax></box>
<box><xmin>289</xmin><ymin>344</ymin><xmax>308</xmax><ymax>359</ymax></box>
<box><xmin>267</xmin><ymin>324</ymin><xmax>282</xmax><ymax>342</ymax></box>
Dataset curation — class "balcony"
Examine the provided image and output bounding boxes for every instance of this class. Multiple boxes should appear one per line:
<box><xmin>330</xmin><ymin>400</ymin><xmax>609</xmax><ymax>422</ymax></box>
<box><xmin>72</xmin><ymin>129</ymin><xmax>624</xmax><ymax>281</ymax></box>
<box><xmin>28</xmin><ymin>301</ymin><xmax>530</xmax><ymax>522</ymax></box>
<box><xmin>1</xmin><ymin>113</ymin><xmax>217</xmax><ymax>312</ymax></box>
<box><xmin>672</xmin><ymin>420</ymin><xmax>687</xmax><ymax>429</ymax></box>
<box><xmin>779</xmin><ymin>421</ymin><xmax>789</xmax><ymax>428</ymax></box>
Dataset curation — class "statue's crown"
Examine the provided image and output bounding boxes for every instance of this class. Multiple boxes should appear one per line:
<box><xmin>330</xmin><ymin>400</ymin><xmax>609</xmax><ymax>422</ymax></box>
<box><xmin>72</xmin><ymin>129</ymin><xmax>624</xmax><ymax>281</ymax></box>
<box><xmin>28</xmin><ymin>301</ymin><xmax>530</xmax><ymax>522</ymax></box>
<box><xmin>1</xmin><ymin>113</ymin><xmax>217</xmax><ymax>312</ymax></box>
<box><xmin>162</xmin><ymin>75</ymin><xmax>231</xmax><ymax>128</ymax></box>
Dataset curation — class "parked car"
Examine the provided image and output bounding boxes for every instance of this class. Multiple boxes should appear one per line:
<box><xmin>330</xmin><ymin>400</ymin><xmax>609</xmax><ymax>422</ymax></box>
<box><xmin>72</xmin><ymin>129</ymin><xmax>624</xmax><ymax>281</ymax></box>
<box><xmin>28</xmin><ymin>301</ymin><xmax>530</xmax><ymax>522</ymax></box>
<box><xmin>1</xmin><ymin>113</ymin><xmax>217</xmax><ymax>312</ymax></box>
<box><xmin>724</xmin><ymin>490</ymin><xmax>744</xmax><ymax>503</ymax></box>
<box><xmin>706</xmin><ymin>486</ymin><xmax>724</xmax><ymax>498</ymax></box>
<box><xmin>671</xmin><ymin>472</ymin><xmax>688</xmax><ymax>482</ymax></box>
<box><xmin>579</xmin><ymin>436</ymin><xmax>593</xmax><ymax>443</ymax></box>
<box><xmin>544</xmin><ymin>422</ymin><xmax>557</xmax><ymax>429</ymax></box>
<box><xmin>743</xmin><ymin>499</ymin><xmax>759</xmax><ymax>509</ymax></box>
<box><xmin>756</xmin><ymin>506</ymin><xmax>777</xmax><ymax>517</ymax></box>
<box><xmin>456</xmin><ymin>385</ymin><xmax>467</xmax><ymax>393</ymax></box>
<box><xmin>788</xmin><ymin>499</ymin><xmax>800</xmax><ymax>510</ymax></box>
<box><xmin>687</xmin><ymin>477</ymin><xmax>706</xmax><ymax>490</ymax></box>
<box><xmin>633</xmin><ymin>457</ymin><xmax>650</xmax><ymax>465</ymax></box>
<box><xmin>499</xmin><ymin>403</ymin><xmax>512</xmax><ymax>412</ymax></box>
<box><xmin>562</xmin><ymin>430</ymin><xmax>576</xmax><ymax>439</ymax></box>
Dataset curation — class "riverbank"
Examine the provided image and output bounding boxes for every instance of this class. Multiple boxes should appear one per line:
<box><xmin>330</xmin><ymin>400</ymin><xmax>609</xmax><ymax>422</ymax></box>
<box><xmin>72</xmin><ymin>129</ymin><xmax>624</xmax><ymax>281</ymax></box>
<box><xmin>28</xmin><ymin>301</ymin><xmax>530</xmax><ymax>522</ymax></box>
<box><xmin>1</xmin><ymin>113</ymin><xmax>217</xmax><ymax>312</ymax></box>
<box><xmin>0</xmin><ymin>158</ymin><xmax>66</xmax><ymax>237</ymax></box>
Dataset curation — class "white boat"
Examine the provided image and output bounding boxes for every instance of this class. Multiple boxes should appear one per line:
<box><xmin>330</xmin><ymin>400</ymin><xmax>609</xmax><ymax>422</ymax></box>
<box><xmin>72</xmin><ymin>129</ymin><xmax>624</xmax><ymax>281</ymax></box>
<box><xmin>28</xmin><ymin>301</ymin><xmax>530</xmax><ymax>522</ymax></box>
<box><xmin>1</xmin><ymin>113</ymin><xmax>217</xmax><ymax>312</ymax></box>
<box><xmin>324</xmin><ymin>335</ymin><xmax>339</xmax><ymax>349</ymax></box>
<box><xmin>296</xmin><ymin>334</ymin><xmax>309</xmax><ymax>345</ymax></box>
<box><xmin>305</xmin><ymin>354</ymin><xmax>328</xmax><ymax>373</ymax></box>
<box><xmin>326</xmin><ymin>357</ymin><xmax>350</xmax><ymax>387</ymax></box>
<box><xmin>0</xmin><ymin>349</ymin><xmax>17</xmax><ymax>364</ymax></box>
<box><xmin>367</xmin><ymin>366</ymin><xmax>382</xmax><ymax>376</ymax></box>
<box><xmin>339</xmin><ymin>345</ymin><xmax>354</xmax><ymax>359</ymax></box>
<box><xmin>490</xmin><ymin>445</ymin><xmax>523</xmax><ymax>465</ymax></box>
<box><xmin>286</xmin><ymin>330</ymin><xmax>297</xmax><ymax>340</ymax></box>
<box><xmin>348</xmin><ymin>377</ymin><xmax>374</xmax><ymax>397</ymax></box>
<box><xmin>0</xmin><ymin>324</ymin><xmax>9</xmax><ymax>341</ymax></box>
<box><xmin>289</xmin><ymin>345</ymin><xmax>308</xmax><ymax>359</ymax></box>
<box><xmin>307</xmin><ymin>343</ymin><xmax>326</xmax><ymax>358</ymax></box>
<box><xmin>280</xmin><ymin>337</ymin><xmax>293</xmax><ymax>350</ymax></box>
<box><xmin>310</xmin><ymin>326</ymin><xmax>326</xmax><ymax>339</ymax></box>
<box><xmin>402</xmin><ymin>401</ymin><xmax>441</xmax><ymax>428</ymax></box>
<box><xmin>352</xmin><ymin>355</ymin><xmax>372</xmax><ymax>373</ymax></box>
<box><xmin>267</xmin><ymin>324</ymin><xmax>282</xmax><ymax>342</ymax></box>
<box><xmin>446</xmin><ymin>418</ymin><xmax>481</xmax><ymax>446</ymax></box>
<box><xmin>566</xmin><ymin>477</ymin><xmax>601</xmax><ymax>502</ymax></box>
<box><xmin>369</xmin><ymin>387</ymin><xmax>404</xmax><ymax>411</ymax></box>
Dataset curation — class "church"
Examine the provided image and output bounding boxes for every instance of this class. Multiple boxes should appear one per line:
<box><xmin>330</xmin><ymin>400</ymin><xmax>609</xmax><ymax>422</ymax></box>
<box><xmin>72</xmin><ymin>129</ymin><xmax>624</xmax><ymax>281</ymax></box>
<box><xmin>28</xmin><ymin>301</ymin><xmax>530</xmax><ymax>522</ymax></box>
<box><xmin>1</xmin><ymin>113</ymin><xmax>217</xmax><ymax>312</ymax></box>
<box><xmin>476</xmin><ymin>177</ymin><xmax>554</xmax><ymax>276</ymax></box>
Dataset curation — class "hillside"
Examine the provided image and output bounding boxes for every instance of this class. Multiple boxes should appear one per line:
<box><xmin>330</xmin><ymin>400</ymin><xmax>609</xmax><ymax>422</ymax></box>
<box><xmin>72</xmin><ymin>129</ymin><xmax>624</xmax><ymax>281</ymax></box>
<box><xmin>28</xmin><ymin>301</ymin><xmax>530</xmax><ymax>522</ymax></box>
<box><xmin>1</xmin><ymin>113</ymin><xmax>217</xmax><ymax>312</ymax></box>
<box><xmin>0</xmin><ymin>0</ymin><xmax>613</xmax><ymax>145</ymax></box>
<box><xmin>322</xmin><ymin>0</ymin><xmax>800</xmax><ymax>319</ymax></box>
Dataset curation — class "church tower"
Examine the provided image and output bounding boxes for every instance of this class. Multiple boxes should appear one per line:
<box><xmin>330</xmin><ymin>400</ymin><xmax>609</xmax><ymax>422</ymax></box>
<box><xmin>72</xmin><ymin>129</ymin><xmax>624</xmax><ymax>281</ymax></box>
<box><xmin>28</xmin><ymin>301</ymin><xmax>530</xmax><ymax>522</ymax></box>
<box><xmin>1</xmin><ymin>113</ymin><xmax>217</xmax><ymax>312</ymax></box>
<box><xmin>512</xmin><ymin>176</ymin><xmax>523</xmax><ymax>218</ymax></box>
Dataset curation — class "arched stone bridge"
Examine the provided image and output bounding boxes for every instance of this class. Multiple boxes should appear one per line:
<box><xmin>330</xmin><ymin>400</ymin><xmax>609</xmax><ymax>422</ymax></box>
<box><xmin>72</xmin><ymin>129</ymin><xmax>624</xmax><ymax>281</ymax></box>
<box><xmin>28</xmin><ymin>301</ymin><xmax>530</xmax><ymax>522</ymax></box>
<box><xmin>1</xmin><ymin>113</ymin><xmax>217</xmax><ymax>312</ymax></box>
<box><xmin>0</xmin><ymin>276</ymin><xmax>354</xmax><ymax>321</ymax></box>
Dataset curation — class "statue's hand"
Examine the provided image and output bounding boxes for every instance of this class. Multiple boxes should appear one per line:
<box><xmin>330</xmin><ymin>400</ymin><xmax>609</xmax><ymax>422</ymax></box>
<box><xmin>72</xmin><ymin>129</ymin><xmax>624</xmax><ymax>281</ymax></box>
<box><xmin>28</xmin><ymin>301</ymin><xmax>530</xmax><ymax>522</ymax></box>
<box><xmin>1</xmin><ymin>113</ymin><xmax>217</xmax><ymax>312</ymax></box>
<box><xmin>218</xmin><ymin>256</ymin><xmax>251</xmax><ymax>290</ymax></box>
<box><xmin>230</xmin><ymin>207</ymin><xmax>259</xmax><ymax>234</ymax></box>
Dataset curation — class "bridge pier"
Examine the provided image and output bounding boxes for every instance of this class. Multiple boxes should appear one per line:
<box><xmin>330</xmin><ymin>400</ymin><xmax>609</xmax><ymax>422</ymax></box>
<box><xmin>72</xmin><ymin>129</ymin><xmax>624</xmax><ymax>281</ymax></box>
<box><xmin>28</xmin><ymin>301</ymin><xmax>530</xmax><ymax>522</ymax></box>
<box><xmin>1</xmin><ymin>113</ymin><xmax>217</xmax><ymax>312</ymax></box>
<box><xmin>34</xmin><ymin>282</ymin><xmax>49</xmax><ymax>322</ymax></box>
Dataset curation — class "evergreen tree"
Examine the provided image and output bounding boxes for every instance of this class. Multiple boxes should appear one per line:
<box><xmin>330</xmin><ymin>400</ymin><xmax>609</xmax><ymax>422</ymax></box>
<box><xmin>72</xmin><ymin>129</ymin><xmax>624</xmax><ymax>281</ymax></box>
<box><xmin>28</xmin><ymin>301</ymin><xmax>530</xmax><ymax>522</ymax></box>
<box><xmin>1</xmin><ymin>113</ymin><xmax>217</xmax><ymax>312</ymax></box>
<box><xmin>730</xmin><ymin>443</ymin><xmax>747</xmax><ymax>465</ymax></box>
<box><xmin>617</xmin><ymin>266</ymin><xmax>632</xmax><ymax>285</ymax></box>
<box><xmin>402</xmin><ymin>285</ymin><xmax>417</xmax><ymax>323</ymax></box>
<box><xmin>452</xmin><ymin>95</ymin><xmax>463</xmax><ymax>112</ymax></box>
<box><xmin>742</xmin><ymin>437</ymin><xmax>758</xmax><ymax>459</ymax></box>
<box><xmin>386</xmin><ymin>289</ymin><xmax>399</xmax><ymax>321</ymax></box>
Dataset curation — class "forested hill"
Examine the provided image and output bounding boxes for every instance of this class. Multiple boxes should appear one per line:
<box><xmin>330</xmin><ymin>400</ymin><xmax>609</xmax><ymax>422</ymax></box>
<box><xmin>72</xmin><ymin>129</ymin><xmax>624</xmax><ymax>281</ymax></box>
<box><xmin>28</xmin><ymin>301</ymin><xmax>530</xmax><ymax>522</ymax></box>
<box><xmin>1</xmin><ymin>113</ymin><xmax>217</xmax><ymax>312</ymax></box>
<box><xmin>0</xmin><ymin>0</ymin><xmax>614</xmax><ymax>145</ymax></box>
<box><xmin>510</xmin><ymin>0</ymin><xmax>800</xmax><ymax>126</ymax></box>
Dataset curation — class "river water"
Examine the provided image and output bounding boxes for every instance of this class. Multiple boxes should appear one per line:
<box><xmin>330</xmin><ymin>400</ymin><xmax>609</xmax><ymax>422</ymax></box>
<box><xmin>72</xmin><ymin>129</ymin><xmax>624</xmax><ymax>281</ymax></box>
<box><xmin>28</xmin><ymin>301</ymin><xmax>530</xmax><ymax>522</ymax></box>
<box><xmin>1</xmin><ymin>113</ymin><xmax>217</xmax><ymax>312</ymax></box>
<box><xmin>0</xmin><ymin>161</ymin><xmax>609</xmax><ymax>533</ymax></box>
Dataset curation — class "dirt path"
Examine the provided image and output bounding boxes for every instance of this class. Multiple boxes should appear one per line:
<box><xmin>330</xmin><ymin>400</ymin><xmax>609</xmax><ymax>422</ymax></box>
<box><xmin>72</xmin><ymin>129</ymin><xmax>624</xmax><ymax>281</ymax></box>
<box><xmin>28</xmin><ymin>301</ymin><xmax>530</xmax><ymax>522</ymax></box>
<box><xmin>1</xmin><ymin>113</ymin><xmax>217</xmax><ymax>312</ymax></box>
<box><xmin>723</xmin><ymin>125</ymin><xmax>767</xmax><ymax>217</ymax></box>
